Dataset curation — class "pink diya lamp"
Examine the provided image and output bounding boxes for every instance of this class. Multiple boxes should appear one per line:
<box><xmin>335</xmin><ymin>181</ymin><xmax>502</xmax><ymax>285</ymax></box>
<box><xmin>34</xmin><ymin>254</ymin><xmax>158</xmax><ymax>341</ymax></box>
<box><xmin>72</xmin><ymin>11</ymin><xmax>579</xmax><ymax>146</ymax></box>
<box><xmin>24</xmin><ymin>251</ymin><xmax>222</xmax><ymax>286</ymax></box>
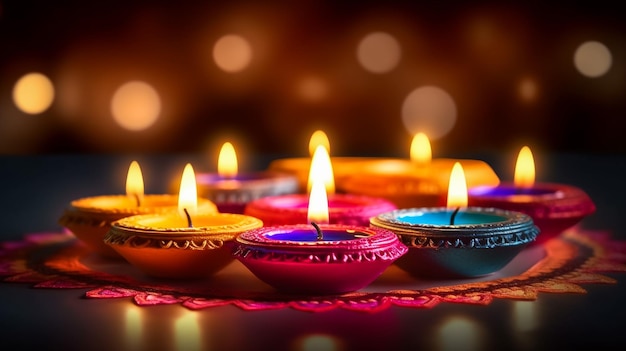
<box><xmin>59</xmin><ymin>161</ymin><xmax>218</xmax><ymax>258</ymax></box>
<box><xmin>105</xmin><ymin>163</ymin><xmax>263</xmax><ymax>279</ymax></box>
<box><xmin>233</xmin><ymin>176</ymin><xmax>407</xmax><ymax>294</ymax></box>
<box><xmin>340</xmin><ymin>133</ymin><xmax>501</xmax><ymax>208</ymax></box>
<box><xmin>244</xmin><ymin>145</ymin><xmax>397</xmax><ymax>226</ymax></box>
<box><xmin>194</xmin><ymin>142</ymin><xmax>298</xmax><ymax>214</ymax></box>
<box><xmin>468</xmin><ymin>146</ymin><xmax>596</xmax><ymax>244</ymax></box>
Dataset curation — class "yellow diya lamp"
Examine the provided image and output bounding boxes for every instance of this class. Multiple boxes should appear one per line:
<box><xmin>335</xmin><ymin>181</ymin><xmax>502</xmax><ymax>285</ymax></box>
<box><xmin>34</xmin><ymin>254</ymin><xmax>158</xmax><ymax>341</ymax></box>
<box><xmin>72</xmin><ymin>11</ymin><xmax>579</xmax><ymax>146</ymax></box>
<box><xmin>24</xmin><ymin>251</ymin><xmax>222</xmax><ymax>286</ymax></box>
<box><xmin>104</xmin><ymin>163</ymin><xmax>263</xmax><ymax>279</ymax></box>
<box><xmin>59</xmin><ymin>161</ymin><xmax>218</xmax><ymax>258</ymax></box>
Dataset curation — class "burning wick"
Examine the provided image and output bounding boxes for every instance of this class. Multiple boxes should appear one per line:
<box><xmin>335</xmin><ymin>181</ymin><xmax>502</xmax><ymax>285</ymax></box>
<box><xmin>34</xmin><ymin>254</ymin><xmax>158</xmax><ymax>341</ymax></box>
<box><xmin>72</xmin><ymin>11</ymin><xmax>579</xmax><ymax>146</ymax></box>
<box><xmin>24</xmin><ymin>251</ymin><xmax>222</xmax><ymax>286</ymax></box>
<box><xmin>133</xmin><ymin>194</ymin><xmax>141</xmax><ymax>207</ymax></box>
<box><xmin>311</xmin><ymin>222</ymin><xmax>323</xmax><ymax>241</ymax></box>
<box><xmin>183</xmin><ymin>208</ymin><xmax>193</xmax><ymax>228</ymax></box>
<box><xmin>449</xmin><ymin>207</ymin><xmax>460</xmax><ymax>225</ymax></box>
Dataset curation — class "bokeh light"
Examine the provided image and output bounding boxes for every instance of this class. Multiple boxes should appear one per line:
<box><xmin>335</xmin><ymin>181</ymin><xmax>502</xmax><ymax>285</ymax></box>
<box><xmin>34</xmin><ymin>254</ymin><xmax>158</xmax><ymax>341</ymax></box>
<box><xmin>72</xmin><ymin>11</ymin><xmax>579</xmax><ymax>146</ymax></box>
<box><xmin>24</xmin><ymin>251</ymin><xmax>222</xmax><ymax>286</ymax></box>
<box><xmin>213</xmin><ymin>34</ymin><xmax>253</xmax><ymax>73</ymax></box>
<box><xmin>296</xmin><ymin>75</ymin><xmax>329</xmax><ymax>102</ymax></box>
<box><xmin>295</xmin><ymin>334</ymin><xmax>341</xmax><ymax>351</ymax></box>
<box><xmin>517</xmin><ymin>76</ymin><xmax>538</xmax><ymax>103</ymax></box>
<box><xmin>573</xmin><ymin>41</ymin><xmax>612</xmax><ymax>78</ymax></box>
<box><xmin>437</xmin><ymin>316</ymin><xmax>483</xmax><ymax>351</ymax></box>
<box><xmin>12</xmin><ymin>72</ymin><xmax>55</xmax><ymax>114</ymax></box>
<box><xmin>110</xmin><ymin>81</ymin><xmax>161</xmax><ymax>131</ymax></box>
<box><xmin>401</xmin><ymin>86</ymin><xmax>457</xmax><ymax>140</ymax></box>
<box><xmin>356</xmin><ymin>31</ymin><xmax>402</xmax><ymax>74</ymax></box>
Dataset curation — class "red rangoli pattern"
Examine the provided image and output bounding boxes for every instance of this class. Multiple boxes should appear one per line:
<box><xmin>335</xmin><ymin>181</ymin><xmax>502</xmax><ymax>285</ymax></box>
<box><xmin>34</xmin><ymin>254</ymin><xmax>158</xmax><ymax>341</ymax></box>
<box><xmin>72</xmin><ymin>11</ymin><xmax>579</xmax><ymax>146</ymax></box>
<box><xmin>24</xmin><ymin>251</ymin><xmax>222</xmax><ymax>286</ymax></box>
<box><xmin>1</xmin><ymin>227</ymin><xmax>625</xmax><ymax>312</ymax></box>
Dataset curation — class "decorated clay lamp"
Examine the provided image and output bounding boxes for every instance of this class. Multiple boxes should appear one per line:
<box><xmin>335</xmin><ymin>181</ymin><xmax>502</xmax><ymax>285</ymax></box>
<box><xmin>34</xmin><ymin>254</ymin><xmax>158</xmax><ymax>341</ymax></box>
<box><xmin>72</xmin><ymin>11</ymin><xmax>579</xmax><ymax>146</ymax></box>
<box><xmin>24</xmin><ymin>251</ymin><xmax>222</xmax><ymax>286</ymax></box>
<box><xmin>267</xmin><ymin>130</ymin><xmax>396</xmax><ymax>193</ymax></box>
<box><xmin>59</xmin><ymin>161</ymin><xmax>218</xmax><ymax>258</ymax></box>
<box><xmin>194</xmin><ymin>142</ymin><xmax>299</xmax><ymax>214</ymax></box>
<box><xmin>233</xmin><ymin>175</ymin><xmax>407</xmax><ymax>294</ymax></box>
<box><xmin>104</xmin><ymin>163</ymin><xmax>263</xmax><ymax>279</ymax></box>
<box><xmin>370</xmin><ymin>162</ymin><xmax>539</xmax><ymax>279</ymax></box>
<box><xmin>340</xmin><ymin>133</ymin><xmax>501</xmax><ymax>208</ymax></box>
<box><xmin>468</xmin><ymin>146</ymin><xmax>596</xmax><ymax>244</ymax></box>
<box><xmin>245</xmin><ymin>145</ymin><xmax>397</xmax><ymax>226</ymax></box>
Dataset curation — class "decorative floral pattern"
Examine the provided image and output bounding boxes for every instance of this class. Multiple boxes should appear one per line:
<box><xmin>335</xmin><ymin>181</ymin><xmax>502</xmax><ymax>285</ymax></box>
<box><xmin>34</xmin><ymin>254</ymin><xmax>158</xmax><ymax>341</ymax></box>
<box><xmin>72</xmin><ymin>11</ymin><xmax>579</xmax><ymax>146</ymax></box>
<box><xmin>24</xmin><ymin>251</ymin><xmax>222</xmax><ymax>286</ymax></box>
<box><xmin>1</xmin><ymin>227</ymin><xmax>625</xmax><ymax>312</ymax></box>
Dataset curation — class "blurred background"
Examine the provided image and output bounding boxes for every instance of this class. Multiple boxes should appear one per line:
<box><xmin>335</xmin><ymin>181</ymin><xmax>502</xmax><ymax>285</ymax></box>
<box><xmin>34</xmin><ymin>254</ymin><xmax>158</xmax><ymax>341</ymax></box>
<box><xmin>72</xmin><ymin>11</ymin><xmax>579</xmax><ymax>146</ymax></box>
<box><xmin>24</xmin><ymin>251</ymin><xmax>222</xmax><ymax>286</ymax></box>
<box><xmin>1</xmin><ymin>0</ymin><xmax>624</xmax><ymax>158</ymax></box>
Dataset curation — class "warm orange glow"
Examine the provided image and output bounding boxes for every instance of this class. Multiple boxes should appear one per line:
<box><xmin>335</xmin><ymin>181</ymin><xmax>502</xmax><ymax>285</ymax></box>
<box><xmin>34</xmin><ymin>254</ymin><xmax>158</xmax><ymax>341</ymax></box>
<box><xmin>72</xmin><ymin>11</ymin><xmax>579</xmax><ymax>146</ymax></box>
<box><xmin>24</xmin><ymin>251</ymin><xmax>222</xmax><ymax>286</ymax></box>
<box><xmin>308</xmin><ymin>130</ymin><xmax>330</xmax><ymax>156</ymax></box>
<box><xmin>410</xmin><ymin>132</ymin><xmax>432</xmax><ymax>166</ymax></box>
<box><xmin>13</xmin><ymin>72</ymin><xmax>55</xmax><ymax>114</ymax></box>
<box><xmin>307</xmin><ymin>180</ymin><xmax>329</xmax><ymax>224</ymax></box>
<box><xmin>307</xmin><ymin>145</ymin><xmax>335</xmax><ymax>195</ymax></box>
<box><xmin>110</xmin><ymin>81</ymin><xmax>161</xmax><ymax>131</ymax></box>
<box><xmin>178</xmin><ymin>163</ymin><xmax>198</xmax><ymax>219</ymax></box>
<box><xmin>357</xmin><ymin>32</ymin><xmax>402</xmax><ymax>74</ymax></box>
<box><xmin>514</xmin><ymin>146</ymin><xmax>535</xmax><ymax>188</ymax></box>
<box><xmin>217</xmin><ymin>142</ymin><xmax>238</xmax><ymax>178</ymax></box>
<box><xmin>125</xmin><ymin>161</ymin><xmax>144</xmax><ymax>206</ymax></box>
<box><xmin>213</xmin><ymin>34</ymin><xmax>253</xmax><ymax>73</ymax></box>
<box><xmin>447</xmin><ymin>162</ymin><xmax>468</xmax><ymax>208</ymax></box>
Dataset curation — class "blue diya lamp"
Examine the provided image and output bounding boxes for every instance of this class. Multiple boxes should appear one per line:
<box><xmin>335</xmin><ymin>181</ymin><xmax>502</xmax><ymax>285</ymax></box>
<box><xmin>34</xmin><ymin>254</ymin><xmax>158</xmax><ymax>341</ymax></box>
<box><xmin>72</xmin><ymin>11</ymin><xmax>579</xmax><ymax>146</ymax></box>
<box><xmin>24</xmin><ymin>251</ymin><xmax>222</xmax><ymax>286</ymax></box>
<box><xmin>370</xmin><ymin>207</ymin><xmax>539</xmax><ymax>279</ymax></box>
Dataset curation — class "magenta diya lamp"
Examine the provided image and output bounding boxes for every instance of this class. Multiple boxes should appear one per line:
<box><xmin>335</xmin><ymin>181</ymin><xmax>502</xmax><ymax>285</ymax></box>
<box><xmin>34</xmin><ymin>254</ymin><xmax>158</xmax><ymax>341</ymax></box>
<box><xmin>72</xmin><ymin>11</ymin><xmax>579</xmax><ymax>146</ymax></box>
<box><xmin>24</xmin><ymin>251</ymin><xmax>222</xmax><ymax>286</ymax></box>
<box><xmin>468</xmin><ymin>146</ymin><xmax>595</xmax><ymax>244</ymax></box>
<box><xmin>244</xmin><ymin>145</ymin><xmax>397</xmax><ymax>226</ymax></box>
<box><xmin>233</xmin><ymin>178</ymin><xmax>407</xmax><ymax>295</ymax></box>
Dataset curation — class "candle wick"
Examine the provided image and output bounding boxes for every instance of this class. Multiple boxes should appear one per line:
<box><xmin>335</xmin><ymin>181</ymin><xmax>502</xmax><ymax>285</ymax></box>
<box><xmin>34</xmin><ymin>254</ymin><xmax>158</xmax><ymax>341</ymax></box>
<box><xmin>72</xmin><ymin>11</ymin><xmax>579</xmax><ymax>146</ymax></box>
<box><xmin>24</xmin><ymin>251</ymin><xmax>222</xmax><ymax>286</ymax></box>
<box><xmin>311</xmin><ymin>222</ymin><xmax>323</xmax><ymax>241</ymax></box>
<box><xmin>184</xmin><ymin>208</ymin><xmax>193</xmax><ymax>228</ymax></box>
<box><xmin>134</xmin><ymin>193</ymin><xmax>141</xmax><ymax>207</ymax></box>
<box><xmin>450</xmin><ymin>207</ymin><xmax>460</xmax><ymax>225</ymax></box>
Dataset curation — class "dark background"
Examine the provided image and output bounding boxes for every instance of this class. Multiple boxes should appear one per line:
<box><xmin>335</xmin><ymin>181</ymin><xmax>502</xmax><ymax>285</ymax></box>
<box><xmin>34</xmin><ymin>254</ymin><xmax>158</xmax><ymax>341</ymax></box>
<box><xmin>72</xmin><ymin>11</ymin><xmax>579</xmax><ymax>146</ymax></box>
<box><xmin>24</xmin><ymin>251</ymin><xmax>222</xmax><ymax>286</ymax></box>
<box><xmin>1</xmin><ymin>0</ymin><xmax>624</xmax><ymax>158</ymax></box>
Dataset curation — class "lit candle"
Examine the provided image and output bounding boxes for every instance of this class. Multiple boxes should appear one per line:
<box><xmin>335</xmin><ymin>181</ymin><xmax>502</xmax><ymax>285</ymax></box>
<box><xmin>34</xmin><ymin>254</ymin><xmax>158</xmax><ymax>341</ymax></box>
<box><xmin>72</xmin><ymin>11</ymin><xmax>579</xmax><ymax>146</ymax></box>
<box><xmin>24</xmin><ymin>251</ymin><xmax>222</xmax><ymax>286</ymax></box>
<box><xmin>266</xmin><ymin>130</ymin><xmax>389</xmax><ymax>193</ymax></box>
<box><xmin>245</xmin><ymin>145</ymin><xmax>397</xmax><ymax>226</ymax></box>
<box><xmin>370</xmin><ymin>162</ymin><xmax>539</xmax><ymax>279</ymax></box>
<box><xmin>104</xmin><ymin>163</ymin><xmax>263</xmax><ymax>279</ymax></box>
<box><xmin>194</xmin><ymin>142</ymin><xmax>299</xmax><ymax>214</ymax></box>
<box><xmin>233</xmin><ymin>173</ymin><xmax>407</xmax><ymax>294</ymax></box>
<box><xmin>59</xmin><ymin>161</ymin><xmax>218</xmax><ymax>258</ymax></box>
<box><xmin>340</xmin><ymin>133</ymin><xmax>501</xmax><ymax>208</ymax></box>
<box><xmin>467</xmin><ymin>146</ymin><xmax>596</xmax><ymax>244</ymax></box>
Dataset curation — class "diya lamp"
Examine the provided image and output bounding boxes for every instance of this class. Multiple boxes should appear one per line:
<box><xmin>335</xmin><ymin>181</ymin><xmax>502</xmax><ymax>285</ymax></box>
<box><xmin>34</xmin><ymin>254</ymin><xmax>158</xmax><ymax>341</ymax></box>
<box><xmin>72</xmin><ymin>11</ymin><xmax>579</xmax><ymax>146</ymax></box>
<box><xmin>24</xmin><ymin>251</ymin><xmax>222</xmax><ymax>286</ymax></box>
<box><xmin>340</xmin><ymin>133</ymin><xmax>501</xmax><ymax>208</ymax></box>
<box><xmin>105</xmin><ymin>163</ymin><xmax>263</xmax><ymax>279</ymax></box>
<box><xmin>194</xmin><ymin>142</ymin><xmax>299</xmax><ymax>214</ymax></box>
<box><xmin>59</xmin><ymin>161</ymin><xmax>218</xmax><ymax>258</ymax></box>
<box><xmin>245</xmin><ymin>145</ymin><xmax>397</xmax><ymax>226</ymax></box>
<box><xmin>370</xmin><ymin>162</ymin><xmax>539</xmax><ymax>279</ymax></box>
<box><xmin>233</xmin><ymin>174</ymin><xmax>407</xmax><ymax>294</ymax></box>
<box><xmin>267</xmin><ymin>130</ymin><xmax>395</xmax><ymax>193</ymax></box>
<box><xmin>468</xmin><ymin>146</ymin><xmax>596</xmax><ymax>244</ymax></box>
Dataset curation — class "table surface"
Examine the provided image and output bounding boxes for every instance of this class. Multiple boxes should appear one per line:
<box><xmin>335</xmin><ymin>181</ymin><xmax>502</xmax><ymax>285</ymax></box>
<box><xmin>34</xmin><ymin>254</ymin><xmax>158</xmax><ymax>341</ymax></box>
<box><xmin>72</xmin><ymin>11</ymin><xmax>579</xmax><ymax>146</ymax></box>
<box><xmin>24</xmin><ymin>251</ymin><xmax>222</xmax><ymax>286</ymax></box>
<box><xmin>1</xmin><ymin>152</ymin><xmax>624</xmax><ymax>351</ymax></box>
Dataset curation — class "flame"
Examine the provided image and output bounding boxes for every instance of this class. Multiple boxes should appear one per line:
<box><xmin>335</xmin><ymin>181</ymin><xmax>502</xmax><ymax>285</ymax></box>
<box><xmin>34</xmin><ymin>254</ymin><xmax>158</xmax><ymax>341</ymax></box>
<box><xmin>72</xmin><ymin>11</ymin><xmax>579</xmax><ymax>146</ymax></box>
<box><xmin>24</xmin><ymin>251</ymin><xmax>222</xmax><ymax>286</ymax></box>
<box><xmin>410</xmin><ymin>132</ymin><xmax>432</xmax><ymax>166</ymax></box>
<box><xmin>308</xmin><ymin>130</ymin><xmax>330</xmax><ymax>156</ymax></box>
<box><xmin>217</xmin><ymin>142</ymin><xmax>238</xmax><ymax>178</ymax></box>
<box><xmin>178</xmin><ymin>163</ymin><xmax>198</xmax><ymax>219</ymax></box>
<box><xmin>125</xmin><ymin>161</ymin><xmax>144</xmax><ymax>206</ymax></box>
<box><xmin>447</xmin><ymin>162</ymin><xmax>468</xmax><ymax>208</ymax></box>
<box><xmin>307</xmin><ymin>145</ymin><xmax>335</xmax><ymax>195</ymax></box>
<box><xmin>514</xmin><ymin>146</ymin><xmax>535</xmax><ymax>188</ymax></box>
<box><xmin>307</xmin><ymin>179</ymin><xmax>330</xmax><ymax>224</ymax></box>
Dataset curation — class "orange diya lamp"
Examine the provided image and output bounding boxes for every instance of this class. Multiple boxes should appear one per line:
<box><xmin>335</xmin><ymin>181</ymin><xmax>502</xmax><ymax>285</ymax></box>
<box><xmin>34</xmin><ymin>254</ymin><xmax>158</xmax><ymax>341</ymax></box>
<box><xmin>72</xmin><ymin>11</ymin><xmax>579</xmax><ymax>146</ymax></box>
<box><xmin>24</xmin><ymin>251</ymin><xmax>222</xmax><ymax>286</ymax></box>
<box><xmin>194</xmin><ymin>142</ymin><xmax>298</xmax><ymax>214</ymax></box>
<box><xmin>468</xmin><ymin>146</ymin><xmax>596</xmax><ymax>244</ymax></box>
<box><xmin>267</xmin><ymin>130</ymin><xmax>398</xmax><ymax>193</ymax></box>
<box><xmin>105</xmin><ymin>163</ymin><xmax>263</xmax><ymax>279</ymax></box>
<box><xmin>59</xmin><ymin>161</ymin><xmax>218</xmax><ymax>258</ymax></box>
<box><xmin>340</xmin><ymin>133</ymin><xmax>501</xmax><ymax>208</ymax></box>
